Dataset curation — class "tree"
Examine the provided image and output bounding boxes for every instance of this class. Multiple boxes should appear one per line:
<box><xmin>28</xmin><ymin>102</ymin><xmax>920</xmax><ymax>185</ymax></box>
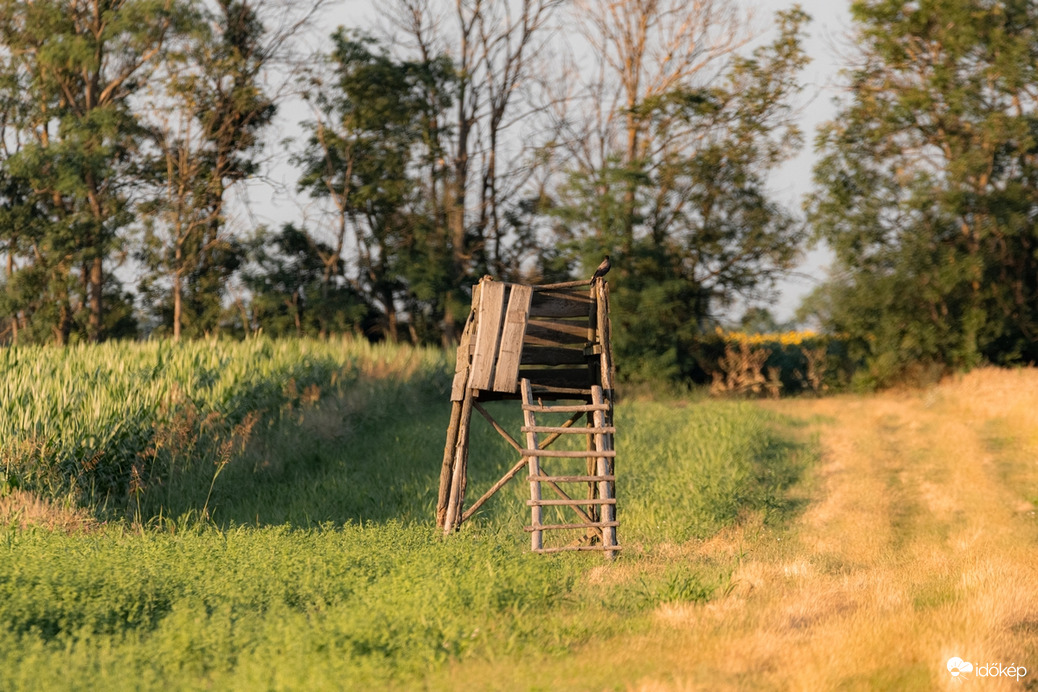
<box><xmin>294</xmin><ymin>29</ymin><xmax>456</xmax><ymax>343</ymax></box>
<box><xmin>549</xmin><ymin>4</ymin><xmax>810</xmax><ymax>380</ymax></box>
<box><xmin>138</xmin><ymin>0</ymin><xmax>290</xmax><ymax>339</ymax></box>
<box><xmin>807</xmin><ymin>0</ymin><xmax>1038</xmax><ymax>386</ymax></box>
<box><xmin>383</xmin><ymin>0</ymin><xmax>563</xmax><ymax>340</ymax></box>
<box><xmin>0</xmin><ymin>0</ymin><xmax>183</xmax><ymax>343</ymax></box>
<box><xmin>242</xmin><ymin>223</ymin><xmax>375</xmax><ymax>337</ymax></box>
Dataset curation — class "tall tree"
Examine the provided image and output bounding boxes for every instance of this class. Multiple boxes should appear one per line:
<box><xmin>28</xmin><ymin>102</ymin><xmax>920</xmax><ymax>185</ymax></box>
<box><xmin>550</xmin><ymin>4</ymin><xmax>810</xmax><ymax>380</ymax></box>
<box><xmin>0</xmin><ymin>0</ymin><xmax>181</xmax><ymax>343</ymax></box>
<box><xmin>383</xmin><ymin>0</ymin><xmax>563</xmax><ymax>339</ymax></box>
<box><xmin>807</xmin><ymin>0</ymin><xmax>1038</xmax><ymax>386</ymax></box>
<box><xmin>137</xmin><ymin>0</ymin><xmax>327</xmax><ymax>339</ymax></box>
<box><xmin>295</xmin><ymin>29</ymin><xmax>455</xmax><ymax>342</ymax></box>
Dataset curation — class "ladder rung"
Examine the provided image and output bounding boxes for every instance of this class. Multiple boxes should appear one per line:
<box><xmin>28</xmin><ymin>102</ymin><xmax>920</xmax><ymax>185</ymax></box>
<box><xmin>532</xmin><ymin>545</ymin><xmax>622</xmax><ymax>553</ymax></box>
<box><xmin>528</xmin><ymin>474</ymin><xmax>615</xmax><ymax>483</ymax></box>
<box><xmin>525</xmin><ymin>521</ymin><xmax>619</xmax><ymax>531</ymax></box>
<box><xmin>527</xmin><ymin>498</ymin><xmax>616</xmax><ymax>506</ymax></box>
<box><xmin>522</xmin><ymin>403</ymin><xmax>609</xmax><ymax>413</ymax></box>
<box><xmin>520</xmin><ymin>449</ymin><xmax>616</xmax><ymax>458</ymax></box>
<box><xmin>521</xmin><ymin>425</ymin><xmax>616</xmax><ymax>434</ymax></box>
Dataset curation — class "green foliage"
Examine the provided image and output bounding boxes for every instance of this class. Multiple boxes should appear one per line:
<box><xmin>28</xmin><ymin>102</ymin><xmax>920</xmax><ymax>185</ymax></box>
<box><xmin>807</xmin><ymin>0</ymin><xmax>1038</xmax><ymax>386</ymax></box>
<box><xmin>0</xmin><ymin>0</ymin><xmax>187</xmax><ymax>343</ymax></box>
<box><xmin>241</xmin><ymin>223</ymin><xmax>376</xmax><ymax>337</ymax></box>
<box><xmin>293</xmin><ymin>29</ymin><xmax>459</xmax><ymax>344</ymax></box>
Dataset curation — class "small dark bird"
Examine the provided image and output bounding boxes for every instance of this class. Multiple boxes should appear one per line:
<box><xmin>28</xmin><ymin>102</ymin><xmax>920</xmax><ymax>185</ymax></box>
<box><xmin>590</xmin><ymin>255</ymin><xmax>611</xmax><ymax>283</ymax></box>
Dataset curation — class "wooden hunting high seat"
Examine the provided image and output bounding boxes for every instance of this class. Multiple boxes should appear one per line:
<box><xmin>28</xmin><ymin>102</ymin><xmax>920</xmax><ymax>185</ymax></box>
<box><xmin>436</xmin><ymin>277</ymin><xmax>618</xmax><ymax>557</ymax></box>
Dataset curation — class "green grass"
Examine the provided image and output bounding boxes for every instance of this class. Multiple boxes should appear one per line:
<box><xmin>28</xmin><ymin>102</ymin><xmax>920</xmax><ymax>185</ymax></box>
<box><xmin>0</xmin><ymin>339</ymin><xmax>815</xmax><ymax>690</ymax></box>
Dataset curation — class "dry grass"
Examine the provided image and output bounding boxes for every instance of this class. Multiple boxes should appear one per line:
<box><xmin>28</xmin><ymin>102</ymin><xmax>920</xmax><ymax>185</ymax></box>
<box><xmin>0</xmin><ymin>490</ymin><xmax>99</xmax><ymax>533</ymax></box>
<box><xmin>623</xmin><ymin>367</ymin><xmax>1038</xmax><ymax>691</ymax></box>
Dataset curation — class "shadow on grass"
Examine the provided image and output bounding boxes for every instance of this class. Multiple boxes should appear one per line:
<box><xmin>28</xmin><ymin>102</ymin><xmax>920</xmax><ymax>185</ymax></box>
<box><xmin>139</xmin><ymin>371</ymin><xmax>531</xmax><ymax>529</ymax></box>
<box><xmin>139</xmin><ymin>382</ymin><xmax>817</xmax><ymax>541</ymax></box>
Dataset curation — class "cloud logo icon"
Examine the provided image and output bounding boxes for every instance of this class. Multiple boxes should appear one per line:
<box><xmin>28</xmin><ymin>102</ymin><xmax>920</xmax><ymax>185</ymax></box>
<box><xmin>948</xmin><ymin>657</ymin><xmax>974</xmax><ymax>677</ymax></box>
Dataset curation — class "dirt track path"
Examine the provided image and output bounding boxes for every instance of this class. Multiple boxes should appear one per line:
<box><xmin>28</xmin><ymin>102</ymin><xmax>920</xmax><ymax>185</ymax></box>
<box><xmin>644</xmin><ymin>369</ymin><xmax>1038</xmax><ymax>691</ymax></box>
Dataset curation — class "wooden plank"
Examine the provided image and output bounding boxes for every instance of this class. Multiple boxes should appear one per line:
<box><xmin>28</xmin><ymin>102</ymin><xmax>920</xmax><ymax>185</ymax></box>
<box><xmin>520</xmin><ymin>448</ymin><xmax>615</xmax><ymax>458</ymax></box>
<box><xmin>521</xmin><ymin>425</ymin><xmax>615</xmax><ymax>434</ymax></box>
<box><xmin>443</xmin><ymin>388</ymin><xmax>475</xmax><ymax>534</ymax></box>
<box><xmin>597</xmin><ymin>282</ymin><xmax>616</xmax><ymax>396</ymax></box>
<box><xmin>468</xmin><ymin>281</ymin><xmax>507</xmax><ymax>390</ymax></box>
<box><xmin>461</xmin><ymin>456</ymin><xmax>527</xmax><ymax>523</ymax></box>
<box><xmin>522</xmin><ymin>402</ymin><xmax>608</xmax><ymax>413</ymax></box>
<box><xmin>436</xmin><ymin>400</ymin><xmax>463</xmax><ymax>528</ymax></box>
<box><xmin>524</xmin><ymin>319</ymin><xmax>590</xmax><ymax>346</ymax></box>
<box><xmin>527</xmin><ymin>498</ymin><xmax>616</xmax><ymax>506</ymax></box>
<box><xmin>593</xmin><ymin>385</ymin><xmax>617</xmax><ymax>557</ymax></box>
<box><xmin>529</xmin><ymin>290</ymin><xmax>592</xmax><ymax>318</ymax></box>
<box><xmin>520</xmin><ymin>346</ymin><xmax>587</xmax><ymax>366</ymax></box>
<box><xmin>524</xmin><ymin>522</ymin><xmax>619</xmax><ymax>531</ymax></box>
<box><xmin>491</xmin><ymin>284</ymin><xmax>532</xmax><ymax>392</ymax></box>
<box><xmin>534</xmin><ymin>279</ymin><xmax>591</xmax><ymax>289</ymax></box>
<box><xmin>528</xmin><ymin>475</ymin><xmax>615</xmax><ymax>483</ymax></box>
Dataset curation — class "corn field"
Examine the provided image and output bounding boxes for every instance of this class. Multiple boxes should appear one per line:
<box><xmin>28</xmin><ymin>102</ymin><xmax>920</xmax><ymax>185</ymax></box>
<box><xmin>0</xmin><ymin>337</ymin><xmax>448</xmax><ymax>514</ymax></box>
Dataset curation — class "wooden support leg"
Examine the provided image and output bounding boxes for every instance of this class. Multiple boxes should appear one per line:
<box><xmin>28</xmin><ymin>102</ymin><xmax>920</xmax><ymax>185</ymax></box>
<box><xmin>443</xmin><ymin>390</ymin><xmax>475</xmax><ymax>534</ymax></box>
<box><xmin>437</xmin><ymin>400</ymin><xmax>463</xmax><ymax>528</ymax></box>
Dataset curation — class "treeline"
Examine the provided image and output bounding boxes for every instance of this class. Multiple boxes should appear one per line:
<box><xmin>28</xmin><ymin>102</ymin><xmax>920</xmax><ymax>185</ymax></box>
<box><xmin>0</xmin><ymin>0</ymin><xmax>809</xmax><ymax>376</ymax></box>
<box><xmin>4</xmin><ymin>0</ymin><xmax>1038</xmax><ymax>388</ymax></box>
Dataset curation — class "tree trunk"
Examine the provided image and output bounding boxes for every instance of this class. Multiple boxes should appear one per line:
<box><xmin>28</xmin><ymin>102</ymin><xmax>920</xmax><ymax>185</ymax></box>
<box><xmin>172</xmin><ymin>264</ymin><xmax>182</xmax><ymax>341</ymax></box>
<box><xmin>88</xmin><ymin>256</ymin><xmax>103</xmax><ymax>342</ymax></box>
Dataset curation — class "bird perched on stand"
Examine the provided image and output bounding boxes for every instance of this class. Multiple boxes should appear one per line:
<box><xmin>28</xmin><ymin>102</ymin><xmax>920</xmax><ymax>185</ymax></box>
<box><xmin>590</xmin><ymin>255</ymin><xmax>611</xmax><ymax>283</ymax></box>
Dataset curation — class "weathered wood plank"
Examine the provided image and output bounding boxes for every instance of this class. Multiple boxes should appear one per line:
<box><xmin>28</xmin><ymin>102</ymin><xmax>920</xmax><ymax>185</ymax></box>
<box><xmin>529</xmin><ymin>290</ymin><xmax>592</xmax><ymax>318</ymax></box>
<box><xmin>524</xmin><ymin>522</ymin><xmax>619</xmax><ymax>531</ymax></box>
<box><xmin>521</xmin><ymin>425</ymin><xmax>616</xmax><ymax>434</ymax></box>
<box><xmin>526</xmin><ymin>498</ymin><xmax>617</xmax><ymax>506</ymax></box>
<box><xmin>521</xmin><ymin>402</ymin><xmax>608</xmax><ymax>413</ymax></box>
<box><xmin>436</xmin><ymin>400</ymin><xmax>463</xmax><ymax>528</ymax></box>
<box><xmin>450</xmin><ymin>285</ymin><xmax>480</xmax><ymax>401</ymax></box>
<box><xmin>491</xmin><ymin>284</ymin><xmax>532</xmax><ymax>392</ymax></box>
<box><xmin>593</xmin><ymin>384</ymin><xmax>617</xmax><ymax>557</ymax></box>
<box><xmin>468</xmin><ymin>281</ymin><xmax>507</xmax><ymax>390</ymax></box>
<box><xmin>523</xmin><ymin>324</ymin><xmax>590</xmax><ymax>348</ymax></box>
<box><xmin>597</xmin><ymin>282</ymin><xmax>616</xmax><ymax>396</ymax></box>
<box><xmin>521</xmin><ymin>379</ymin><xmax>543</xmax><ymax>552</ymax></box>
<box><xmin>442</xmin><ymin>389</ymin><xmax>475</xmax><ymax>534</ymax></box>
<box><xmin>520</xmin><ymin>346</ymin><xmax>587</xmax><ymax>366</ymax></box>
<box><xmin>519</xmin><ymin>448</ymin><xmax>616</xmax><ymax>458</ymax></box>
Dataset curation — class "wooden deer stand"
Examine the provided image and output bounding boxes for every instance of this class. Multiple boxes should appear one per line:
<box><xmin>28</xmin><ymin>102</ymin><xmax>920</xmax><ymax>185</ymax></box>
<box><xmin>437</xmin><ymin>277</ymin><xmax>619</xmax><ymax>558</ymax></box>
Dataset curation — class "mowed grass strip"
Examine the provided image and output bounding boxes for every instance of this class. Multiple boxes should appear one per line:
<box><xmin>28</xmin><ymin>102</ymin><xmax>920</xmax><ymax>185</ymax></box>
<box><xmin>0</xmin><ymin>340</ymin><xmax>812</xmax><ymax>691</ymax></box>
<box><xmin>595</xmin><ymin>368</ymin><xmax>1038</xmax><ymax>691</ymax></box>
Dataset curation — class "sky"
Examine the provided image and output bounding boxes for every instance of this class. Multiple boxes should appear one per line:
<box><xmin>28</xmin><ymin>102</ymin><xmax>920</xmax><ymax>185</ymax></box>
<box><xmin>248</xmin><ymin>0</ymin><xmax>855</xmax><ymax>326</ymax></box>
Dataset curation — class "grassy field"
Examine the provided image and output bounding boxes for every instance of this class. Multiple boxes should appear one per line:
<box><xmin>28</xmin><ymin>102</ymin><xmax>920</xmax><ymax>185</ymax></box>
<box><xmin>0</xmin><ymin>339</ymin><xmax>811</xmax><ymax>690</ymax></box>
<box><xmin>2</xmin><ymin>342</ymin><xmax>1036</xmax><ymax>690</ymax></box>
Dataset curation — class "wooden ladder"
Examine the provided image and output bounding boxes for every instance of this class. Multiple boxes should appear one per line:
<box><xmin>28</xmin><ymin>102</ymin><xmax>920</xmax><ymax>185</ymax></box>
<box><xmin>520</xmin><ymin>378</ymin><xmax>619</xmax><ymax>558</ymax></box>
